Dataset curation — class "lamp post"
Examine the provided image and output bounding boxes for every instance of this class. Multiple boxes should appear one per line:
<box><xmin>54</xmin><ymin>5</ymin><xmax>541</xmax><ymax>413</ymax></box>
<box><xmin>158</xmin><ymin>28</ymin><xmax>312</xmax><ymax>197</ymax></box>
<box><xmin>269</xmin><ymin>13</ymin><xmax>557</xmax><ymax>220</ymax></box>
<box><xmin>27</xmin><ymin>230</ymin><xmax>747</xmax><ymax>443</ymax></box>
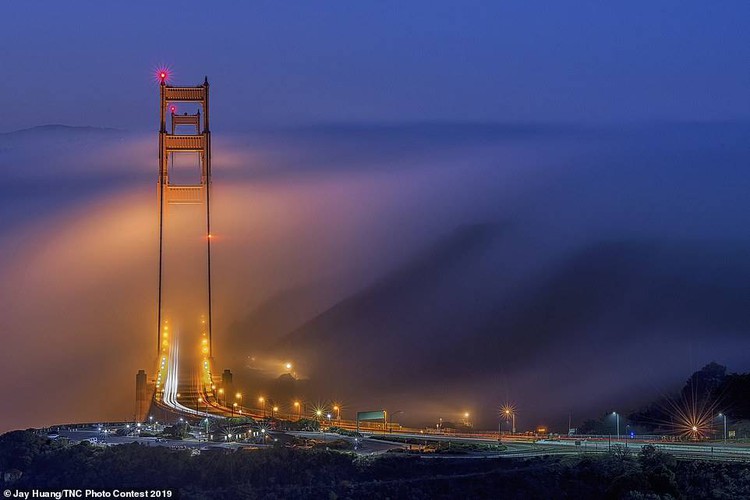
<box><xmin>612</xmin><ymin>412</ymin><xmax>620</xmax><ymax>441</ymax></box>
<box><xmin>294</xmin><ymin>401</ymin><xmax>301</xmax><ymax>420</ymax></box>
<box><xmin>626</xmin><ymin>424</ymin><xmax>630</xmax><ymax>447</ymax></box>
<box><xmin>272</xmin><ymin>406</ymin><xmax>278</xmax><ymax>418</ymax></box>
<box><xmin>503</xmin><ymin>408</ymin><xmax>516</xmax><ymax>435</ymax></box>
<box><xmin>218</xmin><ymin>388</ymin><xmax>224</xmax><ymax>406</ymax></box>
<box><xmin>232</xmin><ymin>402</ymin><xmax>237</xmax><ymax>418</ymax></box>
<box><xmin>259</xmin><ymin>397</ymin><xmax>265</xmax><ymax>417</ymax></box>
<box><xmin>333</xmin><ymin>405</ymin><xmax>340</xmax><ymax>421</ymax></box>
<box><xmin>719</xmin><ymin>413</ymin><xmax>727</xmax><ymax>444</ymax></box>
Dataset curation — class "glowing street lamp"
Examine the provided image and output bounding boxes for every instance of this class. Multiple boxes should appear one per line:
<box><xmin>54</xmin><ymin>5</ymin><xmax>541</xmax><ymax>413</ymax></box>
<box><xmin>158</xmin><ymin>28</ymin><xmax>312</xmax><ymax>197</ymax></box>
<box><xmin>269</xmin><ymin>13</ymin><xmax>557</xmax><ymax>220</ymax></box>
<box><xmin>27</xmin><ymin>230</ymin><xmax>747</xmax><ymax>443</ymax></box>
<box><xmin>294</xmin><ymin>401</ymin><xmax>301</xmax><ymax>420</ymax></box>
<box><xmin>612</xmin><ymin>412</ymin><xmax>620</xmax><ymax>440</ymax></box>
<box><xmin>333</xmin><ymin>405</ymin><xmax>341</xmax><ymax>420</ymax></box>
<box><xmin>272</xmin><ymin>406</ymin><xmax>278</xmax><ymax>418</ymax></box>
<box><xmin>232</xmin><ymin>402</ymin><xmax>238</xmax><ymax>418</ymax></box>
<box><xmin>218</xmin><ymin>388</ymin><xmax>224</xmax><ymax>406</ymax></box>
<box><xmin>259</xmin><ymin>396</ymin><xmax>265</xmax><ymax>417</ymax></box>
<box><xmin>501</xmin><ymin>405</ymin><xmax>516</xmax><ymax>435</ymax></box>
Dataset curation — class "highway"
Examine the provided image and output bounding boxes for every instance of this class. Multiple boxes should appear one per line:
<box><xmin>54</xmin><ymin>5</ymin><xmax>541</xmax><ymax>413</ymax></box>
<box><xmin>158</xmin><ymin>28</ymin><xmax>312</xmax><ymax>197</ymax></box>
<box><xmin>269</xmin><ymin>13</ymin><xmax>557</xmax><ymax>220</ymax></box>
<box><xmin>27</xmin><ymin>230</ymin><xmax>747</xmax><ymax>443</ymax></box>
<box><xmin>370</xmin><ymin>431</ymin><xmax>750</xmax><ymax>461</ymax></box>
<box><xmin>49</xmin><ymin>425</ymin><xmax>750</xmax><ymax>462</ymax></box>
<box><xmin>141</xmin><ymin>337</ymin><xmax>750</xmax><ymax>464</ymax></box>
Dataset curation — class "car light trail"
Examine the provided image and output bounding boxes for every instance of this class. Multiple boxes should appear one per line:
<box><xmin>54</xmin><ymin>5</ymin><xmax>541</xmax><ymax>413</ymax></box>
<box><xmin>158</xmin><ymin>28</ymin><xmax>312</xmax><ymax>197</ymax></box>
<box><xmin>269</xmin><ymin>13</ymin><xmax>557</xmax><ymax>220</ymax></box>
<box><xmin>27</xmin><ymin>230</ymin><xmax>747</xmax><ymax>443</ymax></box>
<box><xmin>161</xmin><ymin>333</ymin><xmax>217</xmax><ymax>418</ymax></box>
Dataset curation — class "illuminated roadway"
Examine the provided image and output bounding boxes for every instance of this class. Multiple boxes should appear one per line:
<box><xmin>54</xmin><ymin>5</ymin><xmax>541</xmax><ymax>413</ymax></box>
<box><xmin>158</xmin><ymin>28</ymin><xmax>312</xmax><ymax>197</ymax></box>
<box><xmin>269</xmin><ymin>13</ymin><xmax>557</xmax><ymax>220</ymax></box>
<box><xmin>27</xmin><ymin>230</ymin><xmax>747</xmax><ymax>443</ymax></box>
<box><xmin>159</xmin><ymin>335</ymin><xmax>218</xmax><ymax>419</ymax></box>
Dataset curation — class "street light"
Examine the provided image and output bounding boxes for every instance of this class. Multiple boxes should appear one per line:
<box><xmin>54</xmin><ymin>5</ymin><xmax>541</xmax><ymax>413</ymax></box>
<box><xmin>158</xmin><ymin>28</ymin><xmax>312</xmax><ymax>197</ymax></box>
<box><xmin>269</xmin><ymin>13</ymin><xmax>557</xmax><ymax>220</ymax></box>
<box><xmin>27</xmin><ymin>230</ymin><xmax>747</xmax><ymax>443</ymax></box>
<box><xmin>626</xmin><ymin>424</ymin><xmax>631</xmax><ymax>447</ymax></box>
<box><xmin>502</xmin><ymin>407</ymin><xmax>516</xmax><ymax>435</ymax></box>
<box><xmin>232</xmin><ymin>402</ymin><xmax>238</xmax><ymax>417</ymax></box>
<box><xmin>333</xmin><ymin>405</ymin><xmax>341</xmax><ymax>421</ymax></box>
<box><xmin>218</xmin><ymin>388</ymin><xmax>224</xmax><ymax>406</ymax></box>
<box><xmin>258</xmin><ymin>396</ymin><xmax>266</xmax><ymax>417</ymax></box>
<box><xmin>272</xmin><ymin>406</ymin><xmax>278</xmax><ymax>418</ymax></box>
<box><xmin>718</xmin><ymin>413</ymin><xmax>728</xmax><ymax>444</ymax></box>
<box><xmin>612</xmin><ymin>412</ymin><xmax>620</xmax><ymax>440</ymax></box>
<box><xmin>294</xmin><ymin>401</ymin><xmax>301</xmax><ymax>420</ymax></box>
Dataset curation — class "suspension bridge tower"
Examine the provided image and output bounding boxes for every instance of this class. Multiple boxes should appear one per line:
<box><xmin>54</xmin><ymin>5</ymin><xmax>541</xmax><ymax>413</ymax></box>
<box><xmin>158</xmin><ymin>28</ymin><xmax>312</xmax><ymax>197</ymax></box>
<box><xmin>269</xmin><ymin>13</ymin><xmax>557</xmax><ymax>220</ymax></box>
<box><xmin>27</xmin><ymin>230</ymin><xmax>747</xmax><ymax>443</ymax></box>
<box><xmin>156</xmin><ymin>72</ymin><xmax>213</xmax><ymax>358</ymax></box>
<box><xmin>135</xmin><ymin>72</ymin><xmax>221</xmax><ymax>422</ymax></box>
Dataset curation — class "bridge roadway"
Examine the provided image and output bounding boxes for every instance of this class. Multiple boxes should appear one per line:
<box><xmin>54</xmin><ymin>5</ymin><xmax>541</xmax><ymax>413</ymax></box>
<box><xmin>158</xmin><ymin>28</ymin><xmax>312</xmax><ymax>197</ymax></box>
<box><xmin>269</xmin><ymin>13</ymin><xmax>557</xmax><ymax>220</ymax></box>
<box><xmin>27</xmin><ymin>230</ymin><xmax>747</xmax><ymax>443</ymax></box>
<box><xmin>149</xmin><ymin>382</ymin><xmax>750</xmax><ymax>462</ymax></box>
<box><xmin>145</xmin><ymin>389</ymin><xmax>750</xmax><ymax>464</ymax></box>
<box><xmin>149</xmin><ymin>345</ymin><xmax>750</xmax><ymax>462</ymax></box>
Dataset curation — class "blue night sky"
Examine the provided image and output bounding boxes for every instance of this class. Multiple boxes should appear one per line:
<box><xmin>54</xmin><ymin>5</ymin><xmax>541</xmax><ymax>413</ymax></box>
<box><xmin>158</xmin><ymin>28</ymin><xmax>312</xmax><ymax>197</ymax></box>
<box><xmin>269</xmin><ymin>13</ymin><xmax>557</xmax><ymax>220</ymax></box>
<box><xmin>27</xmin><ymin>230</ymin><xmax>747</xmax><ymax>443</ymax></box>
<box><xmin>2</xmin><ymin>1</ymin><xmax>749</xmax><ymax>131</ymax></box>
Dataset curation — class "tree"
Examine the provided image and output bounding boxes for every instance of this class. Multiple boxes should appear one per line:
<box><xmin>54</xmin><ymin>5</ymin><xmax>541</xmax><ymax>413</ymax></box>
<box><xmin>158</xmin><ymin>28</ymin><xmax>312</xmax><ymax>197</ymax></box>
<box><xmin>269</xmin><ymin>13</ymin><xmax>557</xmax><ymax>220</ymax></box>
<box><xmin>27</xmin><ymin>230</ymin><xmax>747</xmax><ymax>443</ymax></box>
<box><xmin>682</xmin><ymin>361</ymin><xmax>726</xmax><ymax>402</ymax></box>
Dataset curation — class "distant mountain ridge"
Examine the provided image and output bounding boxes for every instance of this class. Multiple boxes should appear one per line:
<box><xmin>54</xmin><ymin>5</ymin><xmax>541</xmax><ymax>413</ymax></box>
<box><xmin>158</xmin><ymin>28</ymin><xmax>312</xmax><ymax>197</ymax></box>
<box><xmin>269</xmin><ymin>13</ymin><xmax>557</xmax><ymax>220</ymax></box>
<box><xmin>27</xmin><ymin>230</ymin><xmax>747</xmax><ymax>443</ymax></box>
<box><xmin>0</xmin><ymin>124</ymin><xmax>121</xmax><ymax>137</ymax></box>
<box><xmin>258</xmin><ymin>225</ymin><xmax>750</xmax><ymax>422</ymax></box>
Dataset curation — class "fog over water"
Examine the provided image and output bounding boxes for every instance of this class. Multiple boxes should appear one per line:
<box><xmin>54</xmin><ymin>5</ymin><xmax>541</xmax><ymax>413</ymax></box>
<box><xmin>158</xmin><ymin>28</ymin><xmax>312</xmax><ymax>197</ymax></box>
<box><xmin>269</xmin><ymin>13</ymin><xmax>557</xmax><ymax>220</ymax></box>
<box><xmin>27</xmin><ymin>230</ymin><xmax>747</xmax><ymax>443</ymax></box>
<box><xmin>1</xmin><ymin>121</ymin><xmax>749</xmax><ymax>432</ymax></box>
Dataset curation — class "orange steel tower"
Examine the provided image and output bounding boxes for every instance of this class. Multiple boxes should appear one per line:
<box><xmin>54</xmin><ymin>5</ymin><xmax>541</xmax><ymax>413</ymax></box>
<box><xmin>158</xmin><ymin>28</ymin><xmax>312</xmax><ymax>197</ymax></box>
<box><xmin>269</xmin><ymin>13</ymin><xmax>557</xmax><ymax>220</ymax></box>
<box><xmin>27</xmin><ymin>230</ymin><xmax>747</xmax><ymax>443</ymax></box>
<box><xmin>156</xmin><ymin>74</ymin><xmax>213</xmax><ymax>358</ymax></box>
